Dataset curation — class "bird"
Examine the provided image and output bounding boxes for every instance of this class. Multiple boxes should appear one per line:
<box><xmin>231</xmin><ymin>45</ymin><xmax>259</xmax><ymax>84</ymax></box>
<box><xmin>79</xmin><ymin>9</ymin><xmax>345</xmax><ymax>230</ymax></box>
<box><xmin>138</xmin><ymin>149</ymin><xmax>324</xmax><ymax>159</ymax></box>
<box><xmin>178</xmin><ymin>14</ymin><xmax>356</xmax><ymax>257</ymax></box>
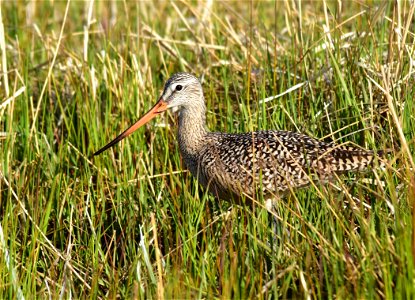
<box><xmin>94</xmin><ymin>72</ymin><xmax>384</xmax><ymax>206</ymax></box>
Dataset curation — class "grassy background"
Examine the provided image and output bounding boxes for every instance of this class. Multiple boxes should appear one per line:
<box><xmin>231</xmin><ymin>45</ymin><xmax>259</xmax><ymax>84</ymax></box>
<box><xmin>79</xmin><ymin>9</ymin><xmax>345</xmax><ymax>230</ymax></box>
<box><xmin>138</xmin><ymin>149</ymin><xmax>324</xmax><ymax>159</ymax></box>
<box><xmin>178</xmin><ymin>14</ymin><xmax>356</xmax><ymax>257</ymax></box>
<box><xmin>1</xmin><ymin>1</ymin><xmax>414</xmax><ymax>298</ymax></box>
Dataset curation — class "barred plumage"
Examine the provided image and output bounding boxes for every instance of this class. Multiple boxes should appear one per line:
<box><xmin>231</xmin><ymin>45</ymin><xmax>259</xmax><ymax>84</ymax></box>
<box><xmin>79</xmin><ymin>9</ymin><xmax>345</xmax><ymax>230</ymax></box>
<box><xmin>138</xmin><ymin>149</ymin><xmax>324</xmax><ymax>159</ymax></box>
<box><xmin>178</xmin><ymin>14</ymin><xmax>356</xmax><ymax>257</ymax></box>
<box><xmin>95</xmin><ymin>72</ymin><xmax>384</xmax><ymax>203</ymax></box>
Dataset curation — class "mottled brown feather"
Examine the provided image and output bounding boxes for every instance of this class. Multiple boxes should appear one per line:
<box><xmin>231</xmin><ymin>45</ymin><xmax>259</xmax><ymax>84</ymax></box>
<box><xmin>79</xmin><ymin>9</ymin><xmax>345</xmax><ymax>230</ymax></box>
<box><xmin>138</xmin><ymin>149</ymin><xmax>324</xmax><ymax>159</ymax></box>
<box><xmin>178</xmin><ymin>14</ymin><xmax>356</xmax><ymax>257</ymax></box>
<box><xmin>164</xmin><ymin>73</ymin><xmax>384</xmax><ymax>203</ymax></box>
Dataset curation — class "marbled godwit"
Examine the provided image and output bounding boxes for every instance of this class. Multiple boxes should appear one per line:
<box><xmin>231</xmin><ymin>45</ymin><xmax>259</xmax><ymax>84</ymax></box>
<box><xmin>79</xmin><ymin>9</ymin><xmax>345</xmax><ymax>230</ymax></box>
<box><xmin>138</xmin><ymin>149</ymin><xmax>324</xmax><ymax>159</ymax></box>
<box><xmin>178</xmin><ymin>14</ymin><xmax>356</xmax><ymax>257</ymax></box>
<box><xmin>94</xmin><ymin>72</ymin><xmax>383</xmax><ymax>204</ymax></box>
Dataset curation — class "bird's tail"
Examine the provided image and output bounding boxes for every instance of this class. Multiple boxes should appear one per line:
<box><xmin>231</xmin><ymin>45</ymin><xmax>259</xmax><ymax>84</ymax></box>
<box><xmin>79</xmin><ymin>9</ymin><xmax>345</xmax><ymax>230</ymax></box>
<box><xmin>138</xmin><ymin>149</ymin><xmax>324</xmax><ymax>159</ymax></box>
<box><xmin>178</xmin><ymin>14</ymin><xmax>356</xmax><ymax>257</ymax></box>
<box><xmin>320</xmin><ymin>146</ymin><xmax>388</xmax><ymax>174</ymax></box>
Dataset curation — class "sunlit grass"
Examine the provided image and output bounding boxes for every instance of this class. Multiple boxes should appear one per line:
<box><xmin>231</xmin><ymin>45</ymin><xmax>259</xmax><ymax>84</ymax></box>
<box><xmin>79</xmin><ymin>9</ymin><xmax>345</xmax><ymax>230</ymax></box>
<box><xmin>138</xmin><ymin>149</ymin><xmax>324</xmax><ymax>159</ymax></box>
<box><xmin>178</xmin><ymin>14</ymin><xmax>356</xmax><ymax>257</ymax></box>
<box><xmin>0</xmin><ymin>1</ymin><xmax>414</xmax><ymax>298</ymax></box>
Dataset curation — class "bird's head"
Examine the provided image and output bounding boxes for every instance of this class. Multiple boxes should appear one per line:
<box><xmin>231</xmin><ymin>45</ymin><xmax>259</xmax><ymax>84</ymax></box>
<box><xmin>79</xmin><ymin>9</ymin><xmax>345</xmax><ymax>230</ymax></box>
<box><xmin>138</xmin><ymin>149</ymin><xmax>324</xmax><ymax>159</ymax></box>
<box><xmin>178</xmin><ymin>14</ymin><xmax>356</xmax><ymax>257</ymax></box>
<box><xmin>94</xmin><ymin>72</ymin><xmax>203</xmax><ymax>156</ymax></box>
<box><xmin>160</xmin><ymin>72</ymin><xmax>203</xmax><ymax>112</ymax></box>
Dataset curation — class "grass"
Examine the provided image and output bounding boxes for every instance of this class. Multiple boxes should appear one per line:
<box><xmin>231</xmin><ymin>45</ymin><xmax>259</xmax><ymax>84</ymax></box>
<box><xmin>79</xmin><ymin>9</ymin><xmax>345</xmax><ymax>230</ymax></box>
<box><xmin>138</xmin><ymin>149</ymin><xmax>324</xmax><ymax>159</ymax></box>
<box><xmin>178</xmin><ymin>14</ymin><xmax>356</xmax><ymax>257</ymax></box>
<box><xmin>0</xmin><ymin>0</ymin><xmax>414</xmax><ymax>298</ymax></box>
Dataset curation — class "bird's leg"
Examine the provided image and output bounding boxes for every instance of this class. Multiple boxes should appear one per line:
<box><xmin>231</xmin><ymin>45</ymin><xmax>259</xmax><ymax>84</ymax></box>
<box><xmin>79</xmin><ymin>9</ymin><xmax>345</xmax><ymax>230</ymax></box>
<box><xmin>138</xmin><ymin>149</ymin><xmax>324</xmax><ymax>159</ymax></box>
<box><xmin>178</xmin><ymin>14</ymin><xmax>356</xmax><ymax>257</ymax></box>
<box><xmin>264</xmin><ymin>196</ymin><xmax>292</xmax><ymax>259</ymax></box>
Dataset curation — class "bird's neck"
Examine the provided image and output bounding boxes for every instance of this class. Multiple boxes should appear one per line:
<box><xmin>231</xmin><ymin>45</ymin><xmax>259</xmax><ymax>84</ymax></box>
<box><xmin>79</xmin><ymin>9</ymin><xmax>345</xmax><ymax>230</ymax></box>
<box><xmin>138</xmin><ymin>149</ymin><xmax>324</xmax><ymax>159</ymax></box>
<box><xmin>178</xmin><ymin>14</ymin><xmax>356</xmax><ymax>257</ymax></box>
<box><xmin>177</xmin><ymin>105</ymin><xmax>208</xmax><ymax>155</ymax></box>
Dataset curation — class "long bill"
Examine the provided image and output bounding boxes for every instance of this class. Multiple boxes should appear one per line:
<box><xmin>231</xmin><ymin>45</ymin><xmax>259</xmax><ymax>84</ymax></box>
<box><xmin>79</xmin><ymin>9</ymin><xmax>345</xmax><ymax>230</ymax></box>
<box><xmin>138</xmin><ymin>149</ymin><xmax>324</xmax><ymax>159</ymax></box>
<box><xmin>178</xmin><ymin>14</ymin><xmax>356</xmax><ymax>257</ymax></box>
<box><xmin>94</xmin><ymin>99</ymin><xmax>169</xmax><ymax>156</ymax></box>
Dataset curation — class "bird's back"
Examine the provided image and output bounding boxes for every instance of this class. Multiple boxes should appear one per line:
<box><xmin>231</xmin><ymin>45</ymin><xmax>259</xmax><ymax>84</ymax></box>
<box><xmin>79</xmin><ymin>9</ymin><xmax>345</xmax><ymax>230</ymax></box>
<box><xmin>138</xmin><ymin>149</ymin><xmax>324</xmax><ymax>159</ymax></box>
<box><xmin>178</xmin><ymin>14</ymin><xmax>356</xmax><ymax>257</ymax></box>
<box><xmin>180</xmin><ymin>130</ymin><xmax>382</xmax><ymax>202</ymax></box>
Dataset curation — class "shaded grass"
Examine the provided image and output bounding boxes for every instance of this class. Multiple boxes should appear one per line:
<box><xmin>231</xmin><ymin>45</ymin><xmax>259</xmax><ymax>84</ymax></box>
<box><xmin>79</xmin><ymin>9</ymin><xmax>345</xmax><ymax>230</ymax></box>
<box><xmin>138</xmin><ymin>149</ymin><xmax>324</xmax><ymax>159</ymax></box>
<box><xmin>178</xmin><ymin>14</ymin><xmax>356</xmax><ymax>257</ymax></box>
<box><xmin>0</xmin><ymin>0</ymin><xmax>414</xmax><ymax>298</ymax></box>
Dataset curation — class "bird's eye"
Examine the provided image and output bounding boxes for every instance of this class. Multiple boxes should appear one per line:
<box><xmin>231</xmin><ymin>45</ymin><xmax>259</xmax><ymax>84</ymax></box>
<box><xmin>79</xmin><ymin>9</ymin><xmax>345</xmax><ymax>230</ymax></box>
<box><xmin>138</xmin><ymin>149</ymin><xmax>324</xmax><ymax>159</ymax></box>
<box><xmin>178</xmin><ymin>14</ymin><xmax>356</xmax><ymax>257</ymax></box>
<box><xmin>175</xmin><ymin>85</ymin><xmax>183</xmax><ymax>91</ymax></box>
